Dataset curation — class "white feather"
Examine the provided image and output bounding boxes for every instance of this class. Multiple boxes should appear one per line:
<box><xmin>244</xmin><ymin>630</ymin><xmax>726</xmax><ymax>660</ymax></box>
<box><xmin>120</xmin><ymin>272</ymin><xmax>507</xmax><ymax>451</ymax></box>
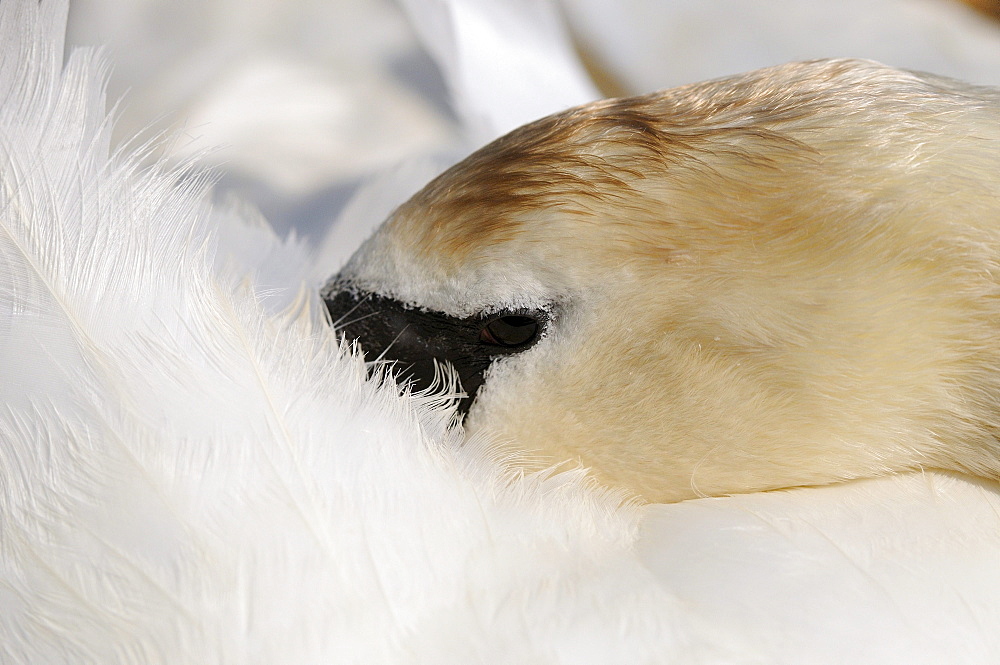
<box><xmin>0</xmin><ymin>2</ymin><xmax>716</xmax><ymax>662</ymax></box>
<box><xmin>640</xmin><ymin>472</ymin><xmax>1000</xmax><ymax>664</ymax></box>
<box><xmin>396</xmin><ymin>0</ymin><xmax>599</xmax><ymax>143</ymax></box>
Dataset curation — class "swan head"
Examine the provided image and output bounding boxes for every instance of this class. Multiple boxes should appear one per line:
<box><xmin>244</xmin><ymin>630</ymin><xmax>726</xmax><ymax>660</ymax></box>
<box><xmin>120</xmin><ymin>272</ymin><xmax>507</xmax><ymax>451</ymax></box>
<box><xmin>324</xmin><ymin>59</ymin><xmax>1000</xmax><ymax>502</ymax></box>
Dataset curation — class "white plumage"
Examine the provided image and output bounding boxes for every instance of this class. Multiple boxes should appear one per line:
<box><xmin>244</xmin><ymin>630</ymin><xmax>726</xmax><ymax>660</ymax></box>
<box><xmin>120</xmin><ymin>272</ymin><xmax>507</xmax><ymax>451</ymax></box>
<box><xmin>3</xmin><ymin>1</ymin><xmax>1000</xmax><ymax>663</ymax></box>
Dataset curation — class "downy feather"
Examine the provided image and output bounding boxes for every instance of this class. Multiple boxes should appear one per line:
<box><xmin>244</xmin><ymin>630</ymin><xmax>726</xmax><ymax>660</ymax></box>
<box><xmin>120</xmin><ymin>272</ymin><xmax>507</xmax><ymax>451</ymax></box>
<box><xmin>0</xmin><ymin>2</ymin><xmax>725</xmax><ymax>663</ymax></box>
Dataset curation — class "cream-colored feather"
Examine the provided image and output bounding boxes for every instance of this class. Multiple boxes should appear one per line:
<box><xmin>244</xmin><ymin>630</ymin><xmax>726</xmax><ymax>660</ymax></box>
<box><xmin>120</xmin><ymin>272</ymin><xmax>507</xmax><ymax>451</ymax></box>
<box><xmin>338</xmin><ymin>58</ymin><xmax>1000</xmax><ymax>502</ymax></box>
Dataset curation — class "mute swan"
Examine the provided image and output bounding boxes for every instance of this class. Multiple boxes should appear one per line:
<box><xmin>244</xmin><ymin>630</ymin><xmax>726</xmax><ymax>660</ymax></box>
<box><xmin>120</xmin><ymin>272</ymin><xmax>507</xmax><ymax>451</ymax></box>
<box><xmin>3</xmin><ymin>1</ymin><xmax>1000</xmax><ymax>663</ymax></box>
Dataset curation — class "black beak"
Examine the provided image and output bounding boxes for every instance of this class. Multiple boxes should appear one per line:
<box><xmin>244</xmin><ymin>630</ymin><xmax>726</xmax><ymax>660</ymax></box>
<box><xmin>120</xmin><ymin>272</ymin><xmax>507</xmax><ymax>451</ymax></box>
<box><xmin>325</xmin><ymin>289</ymin><xmax>545</xmax><ymax>416</ymax></box>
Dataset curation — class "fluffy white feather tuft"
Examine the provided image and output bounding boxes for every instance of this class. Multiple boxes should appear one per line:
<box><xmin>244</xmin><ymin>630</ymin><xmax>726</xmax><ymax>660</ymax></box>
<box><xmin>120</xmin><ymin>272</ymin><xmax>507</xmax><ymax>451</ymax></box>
<box><xmin>0</xmin><ymin>2</ymin><xmax>722</xmax><ymax>662</ymax></box>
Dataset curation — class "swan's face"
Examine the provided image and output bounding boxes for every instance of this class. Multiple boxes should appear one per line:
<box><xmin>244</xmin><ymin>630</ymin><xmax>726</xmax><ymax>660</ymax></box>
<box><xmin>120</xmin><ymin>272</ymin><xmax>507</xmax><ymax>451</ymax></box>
<box><xmin>325</xmin><ymin>59</ymin><xmax>1000</xmax><ymax>502</ymax></box>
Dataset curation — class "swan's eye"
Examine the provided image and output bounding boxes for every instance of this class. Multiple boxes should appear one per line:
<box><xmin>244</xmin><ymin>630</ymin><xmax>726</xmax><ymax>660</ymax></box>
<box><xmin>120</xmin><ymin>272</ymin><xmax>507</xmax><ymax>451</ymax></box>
<box><xmin>479</xmin><ymin>315</ymin><xmax>539</xmax><ymax>347</ymax></box>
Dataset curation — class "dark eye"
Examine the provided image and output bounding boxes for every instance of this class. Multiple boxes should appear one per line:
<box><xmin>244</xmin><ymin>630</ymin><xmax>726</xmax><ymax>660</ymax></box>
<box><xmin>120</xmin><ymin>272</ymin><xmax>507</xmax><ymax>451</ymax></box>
<box><xmin>479</xmin><ymin>315</ymin><xmax>539</xmax><ymax>347</ymax></box>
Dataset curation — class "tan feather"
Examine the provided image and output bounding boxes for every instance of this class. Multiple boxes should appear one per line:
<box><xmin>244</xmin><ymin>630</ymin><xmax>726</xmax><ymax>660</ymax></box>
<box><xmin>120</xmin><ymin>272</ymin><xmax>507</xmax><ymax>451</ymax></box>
<box><xmin>341</xmin><ymin>59</ymin><xmax>1000</xmax><ymax>502</ymax></box>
